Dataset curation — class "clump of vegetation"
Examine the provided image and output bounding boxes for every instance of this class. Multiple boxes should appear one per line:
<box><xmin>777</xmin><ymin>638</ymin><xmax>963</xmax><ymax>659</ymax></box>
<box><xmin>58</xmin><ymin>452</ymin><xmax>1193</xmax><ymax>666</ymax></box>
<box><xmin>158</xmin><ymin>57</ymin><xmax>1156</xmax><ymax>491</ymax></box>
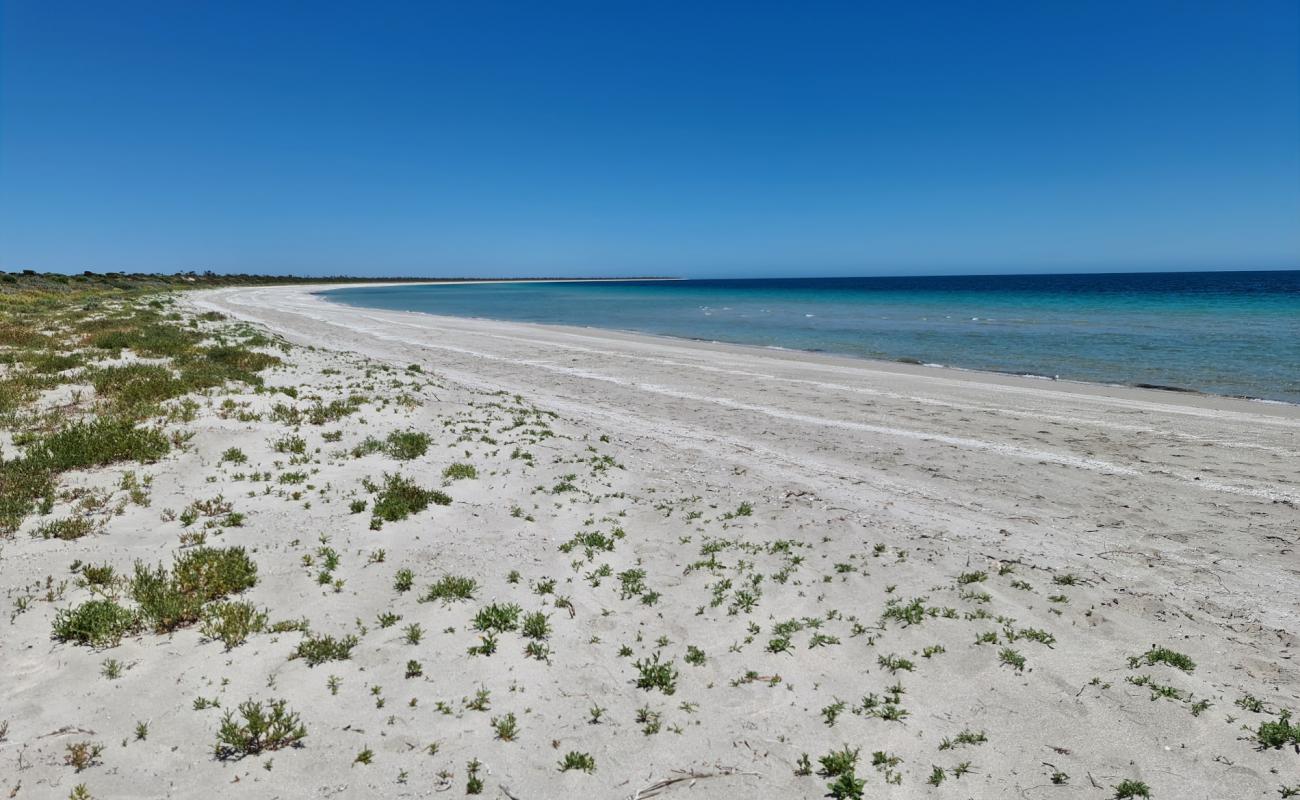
<box><xmin>521</xmin><ymin>611</ymin><xmax>551</xmax><ymax>640</ymax></box>
<box><xmin>393</xmin><ymin>568</ymin><xmax>413</xmax><ymax>593</ymax></box>
<box><xmin>999</xmin><ymin>647</ymin><xmax>1027</xmax><ymax>672</ymax></box>
<box><xmin>491</xmin><ymin>712</ymin><xmax>519</xmax><ymax>741</ymax></box>
<box><xmin>34</xmin><ymin>516</ymin><xmax>97</xmax><ymax>541</ymax></box>
<box><xmin>1128</xmin><ymin>646</ymin><xmax>1195</xmax><ymax>673</ymax></box>
<box><xmin>880</xmin><ymin>597</ymin><xmax>929</xmax><ymax>627</ymax></box>
<box><xmin>817</xmin><ymin>746</ymin><xmax>864</xmax><ymax>800</ymax></box>
<box><xmin>685</xmin><ymin>645</ymin><xmax>706</xmax><ymax>666</ymax></box>
<box><xmin>1254</xmin><ymin>709</ymin><xmax>1300</xmax><ymax>750</ymax></box>
<box><xmin>214</xmin><ymin>699</ymin><xmax>306</xmax><ymax>760</ymax></box>
<box><xmin>292</xmin><ymin>632</ymin><xmax>359</xmax><ymax>666</ymax></box>
<box><xmin>442</xmin><ymin>462</ymin><xmax>477</xmax><ymax>480</ymax></box>
<box><xmin>131</xmin><ymin>547</ymin><xmax>258</xmax><ymax>633</ymax></box>
<box><xmin>52</xmin><ymin>600</ymin><xmax>139</xmax><ymax>647</ymax></box>
<box><xmin>473</xmin><ymin>603</ymin><xmax>522</xmax><ymax>633</ymax></box>
<box><xmin>1112</xmin><ymin>779</ymin><xmax>1151</xmax><ymax>799</ymax></box>
<box><xmin>384</xmin><ymin>431</ymin><xmax>430</xmax><ymax>460</ymax></box>
<box><xmin>199</xmin><ymin>601</ymin><xmax>268</xmax><ymax>649</ymax></box>
<box><xmin>369</xmin><ymin>473</ymin><xmax>450</xmax><ymax>528</ymax></box>
<box><xmin>633</xmin><ymin>652</ymin><xmax>679</xmax><ymax>695</ymax></box>
<box><xmin>422</xmin><ymin>574</ymin><xmax>478</xmax><ymax>603</ymax></box>
<box><xmin>466</xmin><ymin>758</ymin><xmax>484</xmax><ymax>794</ymax></box>
<box><xmin>558</xmin><ymin>751</ymin><xmax>596</xmax><ymax>773</ymax></box>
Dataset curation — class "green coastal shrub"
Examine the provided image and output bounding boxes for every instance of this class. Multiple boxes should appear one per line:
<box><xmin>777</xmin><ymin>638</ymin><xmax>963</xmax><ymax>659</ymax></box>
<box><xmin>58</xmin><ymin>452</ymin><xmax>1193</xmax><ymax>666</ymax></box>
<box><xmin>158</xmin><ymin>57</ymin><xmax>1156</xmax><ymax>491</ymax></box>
<box><xmin>52</xmin><ymin>599</ymin><xmax>140</xmax><ymax>647</ymax></box>
<box><xmin>132</xmin><ymin>546</ymin><xmax>258</xmax><ymax>633</ymax></box>
<box><xmin>369</xmin><ymin>473</ymin><xmax>450</xmax><ymax>528</ymax></box>
<box><xmin>384</xmin><ymin>430</ymin><xmax>430</xmax><ymax>460</ymax></box>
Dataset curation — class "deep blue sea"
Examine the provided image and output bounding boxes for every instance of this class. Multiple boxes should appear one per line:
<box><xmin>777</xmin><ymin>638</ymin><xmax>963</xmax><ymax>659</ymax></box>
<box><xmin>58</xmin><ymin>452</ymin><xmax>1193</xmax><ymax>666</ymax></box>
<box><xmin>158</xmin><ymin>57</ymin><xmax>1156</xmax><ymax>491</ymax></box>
<box><xmin>321</xmin><ymin>271</ymin><xmax>1300</xmax><ymax>403</ymax></box>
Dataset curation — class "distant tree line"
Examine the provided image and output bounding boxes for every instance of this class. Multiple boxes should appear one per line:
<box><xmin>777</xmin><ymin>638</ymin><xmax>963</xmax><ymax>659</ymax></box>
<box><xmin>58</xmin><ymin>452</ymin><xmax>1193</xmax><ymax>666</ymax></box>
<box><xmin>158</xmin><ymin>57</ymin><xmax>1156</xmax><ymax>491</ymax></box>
<box><xmin>0</xmin><ymin>270</ymin><xmax>668</xmax><ymax>295</ymax></box>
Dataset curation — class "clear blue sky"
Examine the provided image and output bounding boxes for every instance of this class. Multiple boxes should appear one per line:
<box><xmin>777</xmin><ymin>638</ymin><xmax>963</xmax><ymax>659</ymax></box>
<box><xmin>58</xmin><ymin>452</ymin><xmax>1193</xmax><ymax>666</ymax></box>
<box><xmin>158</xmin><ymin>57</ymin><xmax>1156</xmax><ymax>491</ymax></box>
<box><xmin>2</xmin><ymin>1</ymin><xmax>1297</xmax><ymax>278</ymax></box>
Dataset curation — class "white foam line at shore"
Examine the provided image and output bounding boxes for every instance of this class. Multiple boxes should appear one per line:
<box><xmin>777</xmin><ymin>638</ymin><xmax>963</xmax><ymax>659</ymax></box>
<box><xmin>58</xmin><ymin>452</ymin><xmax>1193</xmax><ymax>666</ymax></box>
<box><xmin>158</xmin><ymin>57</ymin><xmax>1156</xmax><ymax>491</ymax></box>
<box><xmin>196</xmin><ymin>288</ymin><xmax>1300</xmax><ymax>503</ymax></box>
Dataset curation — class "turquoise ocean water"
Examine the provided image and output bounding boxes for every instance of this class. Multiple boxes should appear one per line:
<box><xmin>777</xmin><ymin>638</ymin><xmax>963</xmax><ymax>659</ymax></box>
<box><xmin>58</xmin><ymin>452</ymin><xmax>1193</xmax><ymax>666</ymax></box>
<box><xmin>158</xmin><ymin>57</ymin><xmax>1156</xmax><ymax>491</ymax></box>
<box><xmin>321</xmin><ymin>271</ymin><xmax>1300</xmax><ymax>403</ymax></box>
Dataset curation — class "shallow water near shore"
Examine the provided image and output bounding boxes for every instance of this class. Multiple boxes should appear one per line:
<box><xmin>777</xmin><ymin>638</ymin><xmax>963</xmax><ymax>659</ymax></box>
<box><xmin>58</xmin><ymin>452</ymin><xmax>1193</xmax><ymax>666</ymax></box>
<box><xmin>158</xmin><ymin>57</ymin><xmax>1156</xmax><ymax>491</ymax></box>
<box><xmin>321</xmin><ymin>271</ymin><xmax>1300</xmax><ymax>403</ymax></box>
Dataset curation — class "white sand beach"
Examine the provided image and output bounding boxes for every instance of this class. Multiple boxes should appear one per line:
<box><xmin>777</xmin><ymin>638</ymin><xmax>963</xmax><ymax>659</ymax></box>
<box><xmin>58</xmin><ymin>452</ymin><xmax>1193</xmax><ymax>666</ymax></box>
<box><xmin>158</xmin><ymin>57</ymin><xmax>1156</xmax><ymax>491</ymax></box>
<box><xmin>4</xmin><ymin>283</ymin><xmax>1297</xmax><ymax>799</ymax></box>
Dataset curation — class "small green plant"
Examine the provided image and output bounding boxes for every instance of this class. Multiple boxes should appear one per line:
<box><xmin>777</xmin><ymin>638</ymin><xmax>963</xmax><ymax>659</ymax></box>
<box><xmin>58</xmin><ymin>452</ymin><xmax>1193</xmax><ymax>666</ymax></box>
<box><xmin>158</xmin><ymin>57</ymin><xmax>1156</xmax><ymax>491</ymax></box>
<box><xmin>218</xmin><ymin>697</ymin><xmax>312</xmax><ymax>759</ymax></box>
<box><xmin>403</xmin><ymin>622</ymin><xmax>424</xmax><ymax>645</ymax></box>
<box><xmin>466</xmin><ymin>688</ymin><xmax>492</xmax><ymax>711</ymax></box>
<box><xmin>521</xmin><ymin>611</ymin><xmax>551</xmax><ymax>640</ymax></box>
<box><xmin>473</xmin><ymin>603</ymin><xmax>522</xmax><ymax>633</ymax></box>
<box><xmin>827</xmin><ymin>771</ymin><xmax>865</xmax><ymax>799</ymax></box>
<box><xmin>880</xmin><ymin>597</ymin><xmax>927</xmax><ymax>627</ymax></box>
<box><xmin>442</xmin><ymin>462</ymin><xmax>477</xmax><ymax>480</ymax></box>
<box><xmin>1128</xmin><ymin>646</ymin><xmax>1195</xmax><ymax>673</ymax></box>
<box><xmin>466</xmin><ymin>758</ymin><xmax>484</xmax><ymax>794</ymax></box>
<box><xmin>878</xmin><ymin>653</ymin><xmax>914</xmax><ymax>673</ymax></box>
<box><xmin>271</xmin><ymin>434</ymin><xmax>306</xmax><ymax>455</ymax></box>
<box><xmin>393</xmin><ymin>568</ymin><xmax>413</xmax><ymax>593</ymax></box>
<box><xmin>353</xmin><ymin>747</ymin><xmax>374</xmax><ymax>765</ymax></box>
<box><xmin>214</xmin><ymin>699</ymin><xmax>306</xmax><ymax>760</ymax></box>
<box><xmin>822</xmin><ymin>699</ymin><xmax>847</xmax><ymax>727</ymax></box>
<box><xmin>939</xmin><ymin>729</ymin><xmax>987</xmax><ymax>750</ymax></box>
<box><xmin>1254</xmin><ymin>709</ymin><xmax>1300</xmax><ymax>749</ymax></box>
<box><xmin>817</xmin><ymin>745</ymin><xmax>859</xmax><ymax>778</ymax></box>
<box><xmin>421</xmin><ymin>574</ymin><xmax>478</xmax><ymax>603</ymax></box>
<box><xmin>491</xmin><ymin>713</ymin><xmax>519</xmax><ymax>741</ymax></box>
<box><xmin>558</xmin><ymin>750</ymin><xmax>596</xmax><ymax>773</ymax></box>
<box><xmin>292</xmin><ymin>633</ymin><xmax>359</xmax><ymax>666</ymax></box>
<box><xmin>1112</xmin><ymin>780</ymin><xmax>1151</xmax><ymax>799</ymax></box>
<box><xmin>999</xmin><ymin>647</ymin><xmax>1026</xmax><ymax>672</ymax></box>
<box><xmin>633</xmin><ymin>652</ymin><xmax>679</xmax><ymax>695</ymax></box>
